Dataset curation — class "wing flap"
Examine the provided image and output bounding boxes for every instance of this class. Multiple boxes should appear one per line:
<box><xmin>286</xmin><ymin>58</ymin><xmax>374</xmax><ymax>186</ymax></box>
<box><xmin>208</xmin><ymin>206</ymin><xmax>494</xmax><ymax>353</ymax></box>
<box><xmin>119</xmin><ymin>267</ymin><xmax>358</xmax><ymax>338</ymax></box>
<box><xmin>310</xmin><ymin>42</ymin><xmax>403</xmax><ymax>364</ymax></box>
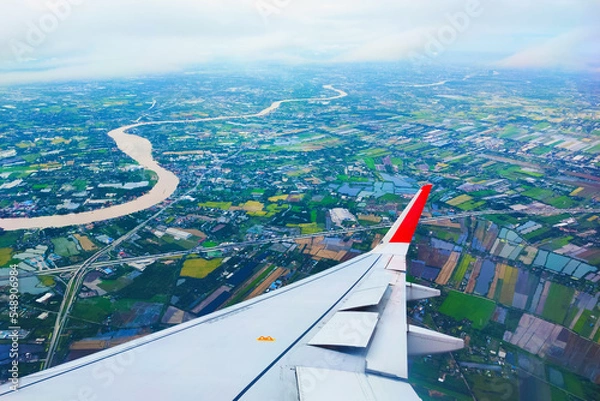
<box><xmin>296</xmin><ymin>367</ymin><xmax>421</xmax><ymax>401</ymax></box>
<box><xmin>407</xmin><ymin>325</ymin><xmax>465</xmax><ymax>356</ymax></box>
<box><xmin>338</xmin><ymin>285</ymin><xmax>389</xmax><ymax>311</ymax></box>
<box><xmin>308</xmin><ymin>311</ymin><xmax>379</xmax><ymax>348</ymax></box>
<box><xmin>406</xmin><ymin>283</ymin><xmax>441</xmax><ymax>301</ymax></box>
<box><xmin>365</xmin><ymin>271</ymin><xmax>409</xmax><ymax>379</ymax></box>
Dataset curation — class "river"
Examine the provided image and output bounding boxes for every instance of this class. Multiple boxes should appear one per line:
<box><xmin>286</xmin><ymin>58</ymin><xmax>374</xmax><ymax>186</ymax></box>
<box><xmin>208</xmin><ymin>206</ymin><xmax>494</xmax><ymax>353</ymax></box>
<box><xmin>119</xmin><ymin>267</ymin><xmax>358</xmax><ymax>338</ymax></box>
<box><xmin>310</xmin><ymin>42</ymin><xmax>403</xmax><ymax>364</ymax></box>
<box><xmin>0</xmin><ymin>85</ymin><xmax>347</xmax><ymax>231</ymax></box>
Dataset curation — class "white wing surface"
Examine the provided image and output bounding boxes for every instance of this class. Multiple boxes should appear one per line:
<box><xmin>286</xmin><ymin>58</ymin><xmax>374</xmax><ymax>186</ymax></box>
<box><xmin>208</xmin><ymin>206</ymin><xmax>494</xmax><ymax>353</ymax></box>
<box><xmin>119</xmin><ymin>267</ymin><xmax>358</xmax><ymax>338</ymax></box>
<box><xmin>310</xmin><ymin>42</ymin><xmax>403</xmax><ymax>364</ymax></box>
<box><xmin>0</xmin><ymin>184</ymin><xmax>463</xmax><ymax>400</ymax></box>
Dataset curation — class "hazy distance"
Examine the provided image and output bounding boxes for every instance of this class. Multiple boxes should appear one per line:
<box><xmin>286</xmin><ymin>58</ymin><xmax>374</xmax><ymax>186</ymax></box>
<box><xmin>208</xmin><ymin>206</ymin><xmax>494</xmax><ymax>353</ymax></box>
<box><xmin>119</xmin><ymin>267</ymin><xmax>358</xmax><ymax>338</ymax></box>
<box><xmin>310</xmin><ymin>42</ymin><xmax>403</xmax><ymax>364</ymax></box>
<box><xmin>0</xmin><ymin>0</ymin><xmax>598</xmax><ymax>84</ymax></box>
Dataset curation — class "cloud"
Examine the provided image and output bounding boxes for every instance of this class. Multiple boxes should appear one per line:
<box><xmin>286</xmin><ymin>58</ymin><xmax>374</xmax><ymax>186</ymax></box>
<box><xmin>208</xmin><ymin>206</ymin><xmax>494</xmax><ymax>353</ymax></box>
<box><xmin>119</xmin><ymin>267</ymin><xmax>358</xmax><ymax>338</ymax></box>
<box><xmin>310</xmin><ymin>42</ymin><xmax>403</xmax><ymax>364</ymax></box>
<box><xmin>498</xmin><ymin>28</ymin><xmax>600</xmax><ymax>70</ymax></box>
<box><xmin>0</xmin><ymin>0</ymin><xmax>598</xmax><ymax>83</ymax></box>
<box><xmin>334</xmin><ymin>28</ymin><xmax>434</xmax><ymax>62</ymax></box>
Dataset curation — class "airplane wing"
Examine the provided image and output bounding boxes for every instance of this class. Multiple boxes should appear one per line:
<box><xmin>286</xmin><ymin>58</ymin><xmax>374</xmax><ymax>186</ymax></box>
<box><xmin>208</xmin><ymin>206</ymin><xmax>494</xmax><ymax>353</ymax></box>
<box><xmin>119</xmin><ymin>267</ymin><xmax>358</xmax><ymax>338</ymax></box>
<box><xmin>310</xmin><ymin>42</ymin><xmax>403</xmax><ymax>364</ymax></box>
<box><xmin>1</xmin><ymin>184</ymin><xmax>464</xmax><ymax>401</ymax></box>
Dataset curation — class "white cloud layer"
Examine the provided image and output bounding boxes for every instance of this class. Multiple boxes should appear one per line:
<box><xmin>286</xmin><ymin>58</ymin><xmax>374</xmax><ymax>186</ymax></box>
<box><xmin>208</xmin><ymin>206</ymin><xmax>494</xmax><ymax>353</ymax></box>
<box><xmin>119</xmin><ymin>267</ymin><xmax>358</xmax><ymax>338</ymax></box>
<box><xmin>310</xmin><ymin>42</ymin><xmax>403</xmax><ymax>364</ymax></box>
<box><xmin>0</xmin><ymin>0</ymin><xmax>597</xmax><ymax>83</ymax></box>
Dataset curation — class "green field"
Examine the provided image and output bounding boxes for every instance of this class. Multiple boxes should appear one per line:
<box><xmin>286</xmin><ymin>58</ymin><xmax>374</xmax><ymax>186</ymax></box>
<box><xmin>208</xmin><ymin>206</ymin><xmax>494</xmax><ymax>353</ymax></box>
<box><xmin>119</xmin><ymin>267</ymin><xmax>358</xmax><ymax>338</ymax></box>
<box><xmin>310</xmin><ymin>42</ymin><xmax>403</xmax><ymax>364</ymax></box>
<box><xmin>564</xmin><ymin>306</ymin><xmax>580</xmax><ymax>328</ymax></box>
<box><xmin>542</xmin><ymin>283</ymin><xmax>575</xmax><ymax>324</ymax></box>
<box><xmin>522</xmin><ymin>187</ymin><xmax>555</xmax><ymax>201</ymax></box>
<box><xmin>550</xmin><ymin>386</ymin><xmax>569</xmax><ymax>401</ymax></box>
<box><xmin>38</xmin><ymin>275</ymin><xmax>55</xmax><ymax>287</ymax></box>
<box><xmin>72</xmin><ymin>297</ymin><xmax>113</xmax><ymax>322</ymax></box>
<box><xmin>467</xmin><ymin>374</ymin><xmax>519</xmax><ymax>401</ymax></box>
<box><xmin>439</xmin><ymin>290</ymin><xmax>496</xmax><ymax>329</ymax></box>
<box><xmin>499</xmin><ymin>265</ymin><xmax>518</xmax><ymax>306</ymax></box>
<box><xmin>363</xmin><ymin>157</ymin><xmax>376</xmax><ymax>170</ymax></box>
<box><xmin>336</xmin><ymin>174</ymin><xmax>370</xmax><ymax>183</ymax></box>
<box><xmin>451</xmin><ymin>254</ymin><xmax>474</xmax><ymax>286</ymax></box>
<box><xmin>72</xmin><ymin>297</ymin><xmax>137</xmax><ymax>323</ymax></box>
<box><xmin>390</xmin><ymin>157</ymin><xmax>404</xmax><ymax>169</ymax></box>
<box><xmin>180</xmin><ymin>257</ymin><xmax>223</xmax><ymax>279</ymax></box>
<box><xmin>586</xmin><ymin>143</ymin><xmax>600</xmax><ymax>154</ymax></box>
<box><xmin>362</xmin><ymin>147</ymin><xmax>391</xmax><ymax>157</ymax></box>
<box><xmin>51</xmin><ymin>237</ymin><xmax>80</xmax><ymax>257</ymax></box>
<box><xmin>118</xmin><ymin>264</ymin><xmax>179</xmax><ymax>300</ymax></box>
<box><xmin>0</xmin><ymin>248</ymin><xmax>13</xmax><ymax>266</ymax></box>
<box><xmin>498</xmin><ymin>165</ymin><xmax>532</xmax><ymax>180</ymax></box>
<box><xmin>161</xmin><ymin>234</ymin><xmax>198</xmax><ymax>250</ymax></box>
<box><xmin>456</xmin><ymin>200</ymin><xmax>485</xmax><ymax>211</ymax></box>
<box><xmin>0</xmin><ymin>232</ymin><xmax>19</xmax><ymax>248</ymax></box>
<box><xmin>265</xmin><ymin>203</ymin><xmax>288</xmax><ymax>217</ymax></box>
<box><xmin>198</xmin><ymin>201</ymin><xmax>232</xmax><ymax>210</ymax></box>
<box><xmin>547</xmin><ymin>236</ymin><xmax>574</xmax><ymax>250</ymax></box>
<box><xmin>287</xmin><ymin>222</ymin><xmax>322</xmax><ymax>234</ymax></box>
<box><xmin>427</xmin><ymin>225</ymin><xmax>461</xmax><ymax>243</ymax></box>
<box><xmin>499</xmin><ymin>124</ymin><xmax>521</xmax><ymax>138</ymax></box>
<box><xmin>573</xmin><ymin>309</ymin><xmax>597</xmax><ymax>338</ymax></box>
<box><xmin>98</xmin><ymin>276</ymin><xmax>132</xmax><ymax>292</ymax></box>
<box><xmin>562</xmin><ymin>370</ymin><xmax>587</xmax><ymax>400</ymax></box>
<box><xmin>533</xmin><ymin>121</ymin><xmax>551</xmax><ymax>130</ymax></box>
<box><xmin>379</xmin><ymin>193</ymin><xmax>402</xmax><ymax>202</ymax></box>
<box><xmin>530</xmin><ymin>146</ymin><xmax>554</xmax><ymax>156</ymax></box>
<box><xmin>547</xmin><ymin>196</ymin><xmax>575</xmax><ymax>209</ymax></box>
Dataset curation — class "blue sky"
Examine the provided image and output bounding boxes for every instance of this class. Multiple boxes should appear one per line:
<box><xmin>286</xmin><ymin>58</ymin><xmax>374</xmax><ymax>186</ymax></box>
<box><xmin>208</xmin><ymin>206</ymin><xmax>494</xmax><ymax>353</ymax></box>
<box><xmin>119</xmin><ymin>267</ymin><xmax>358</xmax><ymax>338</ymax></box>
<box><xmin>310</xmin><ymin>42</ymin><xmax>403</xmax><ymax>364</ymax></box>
<box><xmin>0</xmin><ymin>0</ymin><xmax>598</xmax><ymax>83</ymax></box>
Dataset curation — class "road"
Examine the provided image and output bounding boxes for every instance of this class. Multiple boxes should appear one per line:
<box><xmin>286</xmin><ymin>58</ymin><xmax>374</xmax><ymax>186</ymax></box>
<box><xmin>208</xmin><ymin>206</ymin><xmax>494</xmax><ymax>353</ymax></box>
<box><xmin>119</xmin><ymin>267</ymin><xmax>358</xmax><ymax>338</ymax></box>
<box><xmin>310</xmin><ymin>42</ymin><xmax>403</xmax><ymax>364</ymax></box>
<box><xmin>33</xmin><ymin>206</ymin><xmax>599</xmax><ymax>279</ymax></box>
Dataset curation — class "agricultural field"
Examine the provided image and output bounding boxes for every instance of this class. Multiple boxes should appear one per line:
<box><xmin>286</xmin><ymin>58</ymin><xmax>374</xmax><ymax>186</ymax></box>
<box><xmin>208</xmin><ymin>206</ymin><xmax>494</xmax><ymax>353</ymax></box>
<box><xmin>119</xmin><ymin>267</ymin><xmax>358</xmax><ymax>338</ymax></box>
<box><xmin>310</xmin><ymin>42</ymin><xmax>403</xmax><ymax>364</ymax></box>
<box><xmin>180</xmin><ymin>257</ymin><xmax>223</xmax><ymax>279</ymax></box>
<box><xmin>499</xmin><ymin>265</ymin><xmax>518</xmax><ymax>306</ymax></box>
<box><xmin>427</xmin><ymin>225</ymin><xmax>462</xmax><ymax>243</ymax></box>
<box><xmin>198</xmin><ymin>201</ymin><xmax>232</xmax><ymax>210</ymax></box>
<box><xmin>242</xmin><ymin>201</ymin><xmax>266</xmax><ymax>216</ymax></box>
<box><xmin>72</xmin><ymin>297</ymin><xmax>136</xmax><ymax>323</ymax></box>
<box><xmin>572</xmin><ymin>309</ymin><xmax>598</xmax><ymax>338</ymax></box>
<box><xmin>547</xmin><ymin>196</ymin><xmax>575</xmax><ymax>209</ymax></box>
<box><xmin>287</xmin><ymin>222</ymin><xmax>322</xmax><ymax>234</ymax></box>
<box><xmin>38</xmin><ymin>275</ymin><xmax>55</xmax><ymax>287</ymax></box>
<box><xmin>439</xmin><ymin>290</ymin><xmax>496</xmax><ymax>329</ymax></box>
<box><xmin>466</xmin><ymin>374</ymin><xmax>521</xmax><ymax>401</ymax></box>
<box><xmin>267</xmin><ymin>194</ymin><xmax>289</xmax><ymax>202</ymax></box>
<box><xmin>451</xmin><ymin>254</ymin><xmax>474</xmax><ymax>288</ymax></box>
<box><xmin>446</xmin><ymin>194</ymin><xmax>472</xmax><ymax>207</ymax></box>
<box><xmin>98</xmin><ymin>276</ymin><xmax>133</xmax><ymax>293</ymax></box>
<box><xmin>0</xmin><ymin>232</ymin><xmax>19</xmax><ymax>248</ymax></box>
<box><xmin>522</xmin><ymin>187</ymin><xmax>555</xmax><ymax>201</ymax></box>
<box><xmin>456</xmin><ymin>200</ymin><xmax>485</xmax><ymax>211</ymax></box>
<box><xmin>161</xmin><ymin>234</ymin><xmax>198</xmax><ymax>250</ymax></box>
<box><xmin>51</xmin><ymin>237</ymin><xmax>80</xmax><ymax>257</ymax></box>
<box><xmin>545</xmin><ymin>236</ymin><xmax>574</xmax><ymax>250</ymax></box>
<box><xmin>0</xmin><ymin>247</ymin><xmax>13</xmax><ymax>266</ymax></box>
<box><xmin>73</xmin><ymin>234</ymin><xmax>98</xmax><ymax>251</ymax></box>
<box><xmin>542</xmin><ymin>283</ymin><xmax>575</xmax><ymax>324</ymax></box>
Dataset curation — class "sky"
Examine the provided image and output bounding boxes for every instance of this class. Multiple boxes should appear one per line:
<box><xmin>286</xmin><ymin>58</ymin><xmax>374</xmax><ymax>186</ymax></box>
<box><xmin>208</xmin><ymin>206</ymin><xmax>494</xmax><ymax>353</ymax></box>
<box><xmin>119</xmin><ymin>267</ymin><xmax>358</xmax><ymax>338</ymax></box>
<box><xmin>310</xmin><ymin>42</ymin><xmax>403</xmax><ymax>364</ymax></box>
<box><xmin>0</xmin><ymin>0</ymin><xmax>598</xmax><ymax>84</ymax></box>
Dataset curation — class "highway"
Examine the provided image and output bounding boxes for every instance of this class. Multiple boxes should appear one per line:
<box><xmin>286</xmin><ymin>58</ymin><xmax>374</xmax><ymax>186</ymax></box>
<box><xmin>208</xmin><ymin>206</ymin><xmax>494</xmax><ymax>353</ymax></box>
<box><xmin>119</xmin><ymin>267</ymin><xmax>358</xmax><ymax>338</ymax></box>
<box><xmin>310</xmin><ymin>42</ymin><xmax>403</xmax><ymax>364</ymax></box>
<box><xmin>34</xmin><ymin>206</ymin><xmax>600</xmax><ymax>279</ymax></box>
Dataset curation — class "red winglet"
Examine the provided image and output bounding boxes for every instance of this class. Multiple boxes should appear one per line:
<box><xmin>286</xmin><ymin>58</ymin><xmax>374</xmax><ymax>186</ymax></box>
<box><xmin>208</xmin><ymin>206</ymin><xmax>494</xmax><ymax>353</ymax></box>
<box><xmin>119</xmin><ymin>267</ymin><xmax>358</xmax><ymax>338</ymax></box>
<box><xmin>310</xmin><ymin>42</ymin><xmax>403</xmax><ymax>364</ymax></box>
<box><xmin>388</xmin><ymin>184</ymin><xmax>432</xmax><ymax>243</ymax></box>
